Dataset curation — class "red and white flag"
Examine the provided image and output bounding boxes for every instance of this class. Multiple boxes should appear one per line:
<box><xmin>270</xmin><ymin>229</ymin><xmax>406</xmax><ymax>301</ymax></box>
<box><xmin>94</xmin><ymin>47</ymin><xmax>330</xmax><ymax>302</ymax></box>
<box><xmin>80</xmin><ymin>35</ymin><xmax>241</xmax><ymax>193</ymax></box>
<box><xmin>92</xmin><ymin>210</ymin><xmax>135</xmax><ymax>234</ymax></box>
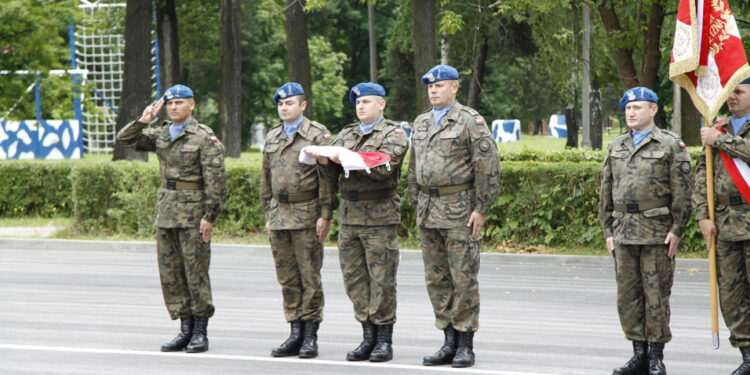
<box><xmin>299</xmin><ymin>146</ymin><xmax>391</xmax><ymax>178</ymax></box>
<box><xmin>669</xmin><ymin>0</ymin><xmax>750</xmax><ymax>121</ymax></box>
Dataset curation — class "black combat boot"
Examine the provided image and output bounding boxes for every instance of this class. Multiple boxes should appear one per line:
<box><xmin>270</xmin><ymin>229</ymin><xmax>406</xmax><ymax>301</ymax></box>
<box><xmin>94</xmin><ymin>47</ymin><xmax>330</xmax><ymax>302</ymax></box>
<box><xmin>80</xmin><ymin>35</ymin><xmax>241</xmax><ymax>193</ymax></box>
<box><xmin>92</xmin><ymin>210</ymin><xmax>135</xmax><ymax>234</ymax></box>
<box><xmin>346</xmin><ymin>322</ymin><xmax>376</xmax><ymax>361</ymax></box>
<box><xmin>271</xmin><ymin>320</ymin><xmax>304</xmax><ymax>357</ymax></box>
<box><xmin>160</xmin><ymin>316</ymin><xmax>193</xmax><ymax>352</ymax></box>
<box><xmin>452</xmin><ymin>330</ymin><xmax>475</xmax><ymax>368</ymax></box>
<box><xmin>732</xmin><ymin>346</ymin><xmax>750</xmax><ymax>375</ymax></box>
<box><xmin>612</xmin><ymin>341</ymin><xmax>648</xmax><ymax>375</ymax></box>
<box><xmin>423</xmin><ymin>326</ymin><xmax>457</xmax><ymax>366</ymax></box>
<box><xmin>185</xmin><ymin>316</ymin><xmax>209</xmax><ymax>353</ymax></box>
<box><xmin>369</xmin><ymin>324</ymin><xmax>393</xmax><ymax>362</ymax></box>
<box><xmin>647</xmin><ymin>342</ymin><xmax>666</xmax><ymax>375</ymax></box>
<box><xmin>298</xmin><ymin>320</ymin><xmax>319</xmax><ymax>358</ymax></box>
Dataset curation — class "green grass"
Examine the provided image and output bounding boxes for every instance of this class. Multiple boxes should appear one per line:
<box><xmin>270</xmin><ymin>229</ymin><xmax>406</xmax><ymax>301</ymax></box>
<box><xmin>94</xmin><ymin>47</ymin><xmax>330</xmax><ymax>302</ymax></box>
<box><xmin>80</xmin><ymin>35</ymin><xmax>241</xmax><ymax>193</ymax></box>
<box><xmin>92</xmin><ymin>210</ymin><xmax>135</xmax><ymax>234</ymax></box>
<box><xmin>497</xmin><ymin>131</ymin><xmax>619</xmax><ymax>153</ymax></box>
<box><xmin>0</xmin><ymin>216</ymin><xmax>73</xmax><ymax>227</ymax></box>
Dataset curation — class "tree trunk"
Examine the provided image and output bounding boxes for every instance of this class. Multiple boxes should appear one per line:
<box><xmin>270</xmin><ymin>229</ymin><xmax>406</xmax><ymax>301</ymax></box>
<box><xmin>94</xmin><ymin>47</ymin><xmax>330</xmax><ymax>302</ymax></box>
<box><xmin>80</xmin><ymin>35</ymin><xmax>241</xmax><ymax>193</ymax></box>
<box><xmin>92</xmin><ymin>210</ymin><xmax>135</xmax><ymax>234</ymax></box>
<box><xmin>285</xmin><ymin>0</ymin><xmax>313</xmax><ymax>118</ymax></box>
<box><xmin>219</xmin><ymin>0</ymin><xmax>242</xmax><ymax>158</ymax></box>
<box><xmin>467</xmin><ymin>34</ymin><xmax>488</xmax><ymax>109</ymax></box>
<box><xmin>156</xmin><ymin>0</ymin><xmax>181</xmax><ymax>89</ymax></box>
<box><xmin>639</xmin><ymin>0</ymin><xmax>665</xmax><ymax>90</ymax></box>
<box><xmin>681</xmin><ymin>87</ymin><xmax>702</xmax><ymax>146</ymax></box>
<box><xmin>113</xmin><ymin>0</ymin><xmax>151</xmax><ymax>161</ymax></box>
<box><xmin>597</xmin><ymin>3</ymin><xmax>639</xmax><ymax>89</ymax></box>
<box><xmin>565</xmin><ymin>105</ymin><xmax>578</xmax><ymax>148</ymax></box>
<box><xmin>412</xmin><ymin>0</ymin><xmax>437</xmax><ymax>114</ymax></box>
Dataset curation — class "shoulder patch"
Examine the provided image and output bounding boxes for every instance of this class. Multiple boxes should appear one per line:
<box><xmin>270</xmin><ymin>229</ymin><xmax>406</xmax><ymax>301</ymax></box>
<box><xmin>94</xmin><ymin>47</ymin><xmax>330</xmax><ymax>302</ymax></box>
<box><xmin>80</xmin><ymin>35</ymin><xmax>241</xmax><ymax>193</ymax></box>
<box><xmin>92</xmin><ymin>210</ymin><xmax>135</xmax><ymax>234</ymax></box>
<box><xmin>479</xmin><ymin>139</ymin><xmax>491</xmax><ymax>152</ymax></box>
<box><xmin>475</xmin><ymin>118</ymin><xmax>484</xmax><ymax>125</ymax></box>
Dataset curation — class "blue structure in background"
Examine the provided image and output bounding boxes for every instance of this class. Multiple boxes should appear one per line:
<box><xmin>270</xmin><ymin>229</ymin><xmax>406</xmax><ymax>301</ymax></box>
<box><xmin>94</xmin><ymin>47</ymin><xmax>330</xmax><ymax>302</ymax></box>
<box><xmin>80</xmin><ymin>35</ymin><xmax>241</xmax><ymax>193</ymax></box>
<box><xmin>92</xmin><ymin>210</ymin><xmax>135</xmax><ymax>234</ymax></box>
<box><xmin>0</xmin><ymin>119</ymin><xmax>83</xmax><ymax>159</ymax></box>
<box><xmin>549</xmin><ymin>114</ymin><xmax>568</xmax><ymax>138</ymax></box>
<box><xmin>491</xmin><ymin>119</ymin><xmax>520</xmax><ymax>143</ymax></box>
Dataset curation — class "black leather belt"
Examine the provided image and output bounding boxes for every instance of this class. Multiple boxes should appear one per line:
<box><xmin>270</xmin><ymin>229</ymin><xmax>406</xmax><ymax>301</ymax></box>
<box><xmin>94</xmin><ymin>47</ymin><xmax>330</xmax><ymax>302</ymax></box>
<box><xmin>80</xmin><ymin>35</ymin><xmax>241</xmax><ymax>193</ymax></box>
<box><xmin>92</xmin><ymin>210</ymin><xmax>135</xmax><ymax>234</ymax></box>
<box><xmin>341</xmin><ymin>189</ymin><xmax>396</xmax><ymax>201</ymax></box>
<box><xmin>274</xmin><ymin>189</ymin><xmax>318</xmax><ymax>203</ymax></box>
<box><xmin>419</xmin><ymin>182</ymin><xmax>473</xmax><ymax>197</ymax></box>
<box><xmin>718</xmin><ymin>194</ymin><xmax>747</xmax><ymax>206</ymax></box>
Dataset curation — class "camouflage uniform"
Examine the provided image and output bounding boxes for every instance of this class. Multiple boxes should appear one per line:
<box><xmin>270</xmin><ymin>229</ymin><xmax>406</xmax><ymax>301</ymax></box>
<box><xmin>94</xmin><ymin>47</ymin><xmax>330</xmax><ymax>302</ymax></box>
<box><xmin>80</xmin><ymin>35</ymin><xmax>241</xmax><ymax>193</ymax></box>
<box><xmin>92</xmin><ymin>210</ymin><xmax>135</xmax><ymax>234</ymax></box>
<box><xmin>406</xmin><ymin>102</ymin><xmax>500</xmax><ymax>332</ymax></box>
<box><xmin>332</xmin><ymin>118</ymin><xmax>408</xmax><ymax>325</ymax></box>
<box><xmin>598</xmin><ymin>126</ymin><xmax>693</xmax><ymax>343</ymax></box>
<box><xmin>260</xmin><ymin>117</ymin><xmax>336</xmax><ymax>323</ymax></box>
<box><xmin>117</xmin><ymin>118</ymin><xmax>227</xmax><ymax>320</ymax></box>
<box><xmin>693</xmin><ymin>117</ymin><xmax>750</xmax><ymax>348</ymax></box>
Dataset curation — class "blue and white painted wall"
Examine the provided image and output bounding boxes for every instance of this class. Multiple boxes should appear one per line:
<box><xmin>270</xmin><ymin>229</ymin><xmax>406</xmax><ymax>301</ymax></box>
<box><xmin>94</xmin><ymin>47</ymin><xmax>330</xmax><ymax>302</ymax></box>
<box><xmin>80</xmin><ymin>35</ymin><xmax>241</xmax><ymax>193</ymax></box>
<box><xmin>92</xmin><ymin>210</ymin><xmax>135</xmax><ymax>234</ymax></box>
<box><xmin>0</xmin><ymin>119</ymin><xmax>84</xmax><ymax>159</ymax></box>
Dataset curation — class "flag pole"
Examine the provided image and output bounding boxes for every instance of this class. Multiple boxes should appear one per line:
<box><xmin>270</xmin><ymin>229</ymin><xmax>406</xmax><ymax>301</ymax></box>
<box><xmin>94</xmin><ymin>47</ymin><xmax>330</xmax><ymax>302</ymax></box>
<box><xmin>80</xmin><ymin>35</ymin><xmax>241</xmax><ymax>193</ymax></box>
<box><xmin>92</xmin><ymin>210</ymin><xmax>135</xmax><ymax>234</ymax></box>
<box><xmin>705</xmin><ymin>117</ymin><xmax>720</xmax><ymax>349</ymax></box>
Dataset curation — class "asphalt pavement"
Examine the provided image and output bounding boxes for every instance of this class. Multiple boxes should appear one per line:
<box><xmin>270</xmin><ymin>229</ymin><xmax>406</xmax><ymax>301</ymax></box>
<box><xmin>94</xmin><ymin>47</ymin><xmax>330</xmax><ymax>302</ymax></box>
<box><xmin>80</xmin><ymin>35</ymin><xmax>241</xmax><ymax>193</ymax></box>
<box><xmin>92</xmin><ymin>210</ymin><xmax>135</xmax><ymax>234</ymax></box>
<box><xmin>0</xmin><ymin>238</ymin><xmax>738</xmax><ymax>374</ymax></box>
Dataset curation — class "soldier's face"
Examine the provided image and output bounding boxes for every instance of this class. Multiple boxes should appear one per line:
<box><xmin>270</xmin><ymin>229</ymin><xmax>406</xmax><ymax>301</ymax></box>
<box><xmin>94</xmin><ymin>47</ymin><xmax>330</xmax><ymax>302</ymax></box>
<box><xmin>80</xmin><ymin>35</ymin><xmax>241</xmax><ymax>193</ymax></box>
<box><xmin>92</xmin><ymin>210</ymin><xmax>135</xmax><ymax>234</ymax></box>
<box><xmin>728</xmin><ymin>84</ymin><xmax>750</xmax><ymax>117</ymax></box>
<box><xmin>427</xmin><ymin>80</ymin><xmax>458</xmax><ymax>109</ymax></box>
<box><xmin>166</xmin><ymin>98</ymin><xmax>195</xmax><ymax>124</ymax></box>
<box><xmin>355</xmin><ymin>96</ymin><xmax>386</xmax><ymax>124</ymax></box>
<box><xmin>624</xmin><ymin>101</ymin><xmax>657</xmax><ymax>132</ymax></box>
<box><xmin>277</xmin><ymin>96</ymin><xmax>306</xmax><ymax>123</ymax></box>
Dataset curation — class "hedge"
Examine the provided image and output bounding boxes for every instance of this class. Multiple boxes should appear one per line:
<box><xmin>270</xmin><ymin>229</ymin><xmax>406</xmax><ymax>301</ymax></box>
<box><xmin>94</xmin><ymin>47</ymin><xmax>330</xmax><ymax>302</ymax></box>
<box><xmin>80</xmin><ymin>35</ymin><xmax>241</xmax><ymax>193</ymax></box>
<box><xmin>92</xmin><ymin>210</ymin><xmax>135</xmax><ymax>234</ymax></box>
<box><xmin>0</xmin><ymin>158</ymin><xmax>706</xmax><ymax>252</ymax></box>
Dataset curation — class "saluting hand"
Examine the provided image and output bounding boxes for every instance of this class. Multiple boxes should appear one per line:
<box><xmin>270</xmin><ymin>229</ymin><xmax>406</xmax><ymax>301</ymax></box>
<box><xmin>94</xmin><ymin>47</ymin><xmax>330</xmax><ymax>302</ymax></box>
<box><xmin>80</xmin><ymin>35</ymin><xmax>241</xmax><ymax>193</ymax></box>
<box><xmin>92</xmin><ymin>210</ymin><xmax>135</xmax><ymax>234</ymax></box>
<box><xmin>139</xmin><ymin>97</ymin><xmax>164</xmax><ymax>123</ymax></box>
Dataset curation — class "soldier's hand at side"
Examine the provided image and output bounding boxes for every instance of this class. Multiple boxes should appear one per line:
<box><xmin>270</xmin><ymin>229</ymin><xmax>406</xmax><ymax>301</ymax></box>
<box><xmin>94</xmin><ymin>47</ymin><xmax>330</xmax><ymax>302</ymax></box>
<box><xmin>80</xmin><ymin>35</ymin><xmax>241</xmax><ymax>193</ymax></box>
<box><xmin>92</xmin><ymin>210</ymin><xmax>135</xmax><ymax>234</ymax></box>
<box><xmin>605</xmin><ymin>237</ymin><xmax>615</xmax><ymax>258</ymax></box>
<box><xmin>698</xmin><ymin>219</ymin><xmax>718</xmax><ymax>250</ymax></box>
<box><xmin>265</xmin><ymin>221</ymin><xmax>272</xmax><ymax>237</ymax></box>
<box><xmin>664</xmin><ymin>232</ymin><xmax>680</xmax><ymax>259</ymax></box>
<box><xmin>467</xmin><ymin>211</ymin><xmax>485</xmax><ymax>240</ymax></box>
<box><xmin>200</xmin><ymin>219</ymin><xmax>213</xmax><ymax>243</ymax></box>
<box><xmin>316</xmin><ymin>218</ymin><xmax>331</xmax><ymax>244</ymax></box>
<box><xmin>139</xmin><ymin>97</ymin><xmax>164</xmax><ymax>123</ymax></box>
<box><xmin>700</xmin><ymin>127</ymin><xmax>720</xmax><ymax>146</ymax></box>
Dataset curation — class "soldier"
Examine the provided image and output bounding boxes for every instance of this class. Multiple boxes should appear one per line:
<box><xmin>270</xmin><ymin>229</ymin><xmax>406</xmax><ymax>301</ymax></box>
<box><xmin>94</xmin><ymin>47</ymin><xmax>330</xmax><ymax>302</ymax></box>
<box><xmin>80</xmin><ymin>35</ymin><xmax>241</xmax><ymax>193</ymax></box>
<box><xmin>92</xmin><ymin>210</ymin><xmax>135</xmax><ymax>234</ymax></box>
<box><xmin>319</xmin><ymin>82</ymin><xmax>408</xmax><ymax>362</ymax></box>
<box><xmin>260</xmin><ymin>82</ymin><xmax>335</xmax><ymax>359</ymax></box>
<box><xmin>694</xmin><ymin>77</ymin><xmax>750</xmax><ymax>375</ymax></box>
<box><xmin>407</xmin><ymin>65</ymin><xmax>500</xmax><ymax>368</ymax></box>
<box><xmin>116</xmin><ymin>84</ymin><xmax>227</xmax><ymax>353</ymax></box>
<box><xmin>598</xmin><ymin>87</ymin><xmax>693</xmax><ymax>375</ymax></box>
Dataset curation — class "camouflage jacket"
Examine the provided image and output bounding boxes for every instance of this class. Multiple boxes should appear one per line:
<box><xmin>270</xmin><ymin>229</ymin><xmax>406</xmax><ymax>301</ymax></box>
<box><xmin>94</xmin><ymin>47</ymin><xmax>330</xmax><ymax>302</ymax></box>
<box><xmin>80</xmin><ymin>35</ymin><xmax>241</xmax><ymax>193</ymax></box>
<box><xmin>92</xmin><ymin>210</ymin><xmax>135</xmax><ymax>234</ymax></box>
<box><xmin>406</xmin><ymin>102</ymin><xmax>500</xmax><ymax>228</ymax></box>
<box><xmin>693</xmin><ymin>117</ymin><xmax>750</xmax><ymax>241</ymax></box>
<box><xmin>330</xmin><ymin>118</ymin><xmax>409</xmax><ymax>226</ymax></box>
<box><xmin>598</xmin><ymin>126</ymin><xmax>693</xmax><ymax>244</ymax></box>
<box><xmin>116</xmin><ymin>118</ymin><xmax>227</xmax><ymax>228</ymax></box>
<box><xmin>260</xmin><ymin>117</ymin><xmax>336</xmax><ymax>230</ymax></box>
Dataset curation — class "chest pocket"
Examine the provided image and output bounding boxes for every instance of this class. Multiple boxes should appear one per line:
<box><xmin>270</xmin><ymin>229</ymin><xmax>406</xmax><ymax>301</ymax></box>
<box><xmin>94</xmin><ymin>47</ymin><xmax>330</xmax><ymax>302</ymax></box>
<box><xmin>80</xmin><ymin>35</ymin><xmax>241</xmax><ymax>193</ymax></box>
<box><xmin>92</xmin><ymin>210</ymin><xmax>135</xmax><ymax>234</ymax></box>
<box><xmin>264</xmin><ymin>141</ymin><xmax>280</xmax><ymax>153</ymax></box>
<box><xmin>361</xmin><ymin>136</ymin><xmax>384</xmax><ymax>152</ymax></box>
<box><xmin>181</xmin><ymin>144</ymin><xmax>200</xmax><ymax>167</ymax></box>
<box><xmin>343</xmin><ymin>137</ymin><xmax>360</xmax><ymax>150</ymax></box>
<box><xmin>439</xmin><ymin>127</ymin><xmax>464</xmax><ymax>156</ymax></box>
<box><xmin>155</xmin><ymin>137</ymin><xmax>170</xmax><ymax>159</ymax></box>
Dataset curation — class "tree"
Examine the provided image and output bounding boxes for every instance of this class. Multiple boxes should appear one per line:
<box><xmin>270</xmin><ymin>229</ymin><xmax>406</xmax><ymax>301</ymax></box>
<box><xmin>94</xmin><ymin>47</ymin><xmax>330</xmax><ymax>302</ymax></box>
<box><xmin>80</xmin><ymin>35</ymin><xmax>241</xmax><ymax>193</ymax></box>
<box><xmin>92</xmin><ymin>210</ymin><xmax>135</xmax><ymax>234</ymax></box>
<box><xmin>219</xmin><ymin>0</ymin><xmax>242</xmax><ymax>157</ymax></box>
<box><xmin>412</xmin><ymin>0</ymin><xmax>437</xmax><ymax>112</ymax></box>
<box><xmin>113</xmin><ymin>0</ymin><xmax>152</xmax><ymax>161</ymax></box>
<box><xmin>286</xmin><ymin>0</ymin><xmax>314</xmax><ymax>118</ymax></box>
<box><xmin>156</xmin><ymin>0</ymin><xmax>181</xmax><ymax>88</ymax></box>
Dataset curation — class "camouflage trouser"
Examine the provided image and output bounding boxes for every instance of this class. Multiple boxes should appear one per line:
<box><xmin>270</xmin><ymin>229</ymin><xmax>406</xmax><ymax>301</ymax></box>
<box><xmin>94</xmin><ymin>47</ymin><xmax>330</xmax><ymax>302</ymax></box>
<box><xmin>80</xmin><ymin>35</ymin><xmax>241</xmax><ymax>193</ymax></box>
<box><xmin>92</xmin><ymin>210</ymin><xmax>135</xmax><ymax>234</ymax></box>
<box><xmin>338</xmin><ymin>224</ymin><xmax>399</xmax><ymax>325</ymax></box>
<box><xmin>716</xmin><ymin>239</ymin><xmax>750</xmax><ymax>348</ymax></box>
<box><xmin>419</xmin><ymin>226</ymin><xmax>480</xmax><ymax>332</ymax></box>
<box><xmin>614</xmin><ymin>243</ymin><xmax>674</xmax><ymax>343</ymax></box>
<box><xmin>156</xmin><ymin>227</ymin><xmax>214</xmax><ymax>320</ymax></box>
<box><xmin>269</xmin><ymin>227</ymin><xmax>324</xmax><ymax>322</ymax></box>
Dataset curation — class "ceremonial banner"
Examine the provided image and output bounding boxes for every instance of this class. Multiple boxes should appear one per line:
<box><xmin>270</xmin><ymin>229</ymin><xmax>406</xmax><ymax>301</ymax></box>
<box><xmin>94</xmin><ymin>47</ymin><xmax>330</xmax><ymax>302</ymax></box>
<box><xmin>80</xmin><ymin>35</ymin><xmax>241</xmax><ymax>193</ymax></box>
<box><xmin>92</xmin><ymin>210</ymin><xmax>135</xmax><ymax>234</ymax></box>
<box><xmin>299</xmin><ymin>146</ymin><xmax>391</xmax><ymax>178</ymax></box>
<box><xmin>669</xmin><ymin>0</ymin><xmax>750</xmax><ymax>121</ymax></box>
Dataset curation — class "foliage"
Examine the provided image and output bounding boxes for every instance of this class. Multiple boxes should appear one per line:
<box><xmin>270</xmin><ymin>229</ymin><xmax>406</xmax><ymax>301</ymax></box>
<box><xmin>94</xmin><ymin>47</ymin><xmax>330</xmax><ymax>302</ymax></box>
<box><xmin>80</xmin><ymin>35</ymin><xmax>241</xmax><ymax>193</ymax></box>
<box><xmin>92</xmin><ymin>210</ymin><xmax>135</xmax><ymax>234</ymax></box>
<box><xmin>0</xmin><ymin>160</ymin><xmax>73</xmax><ymax>217</ymax></box>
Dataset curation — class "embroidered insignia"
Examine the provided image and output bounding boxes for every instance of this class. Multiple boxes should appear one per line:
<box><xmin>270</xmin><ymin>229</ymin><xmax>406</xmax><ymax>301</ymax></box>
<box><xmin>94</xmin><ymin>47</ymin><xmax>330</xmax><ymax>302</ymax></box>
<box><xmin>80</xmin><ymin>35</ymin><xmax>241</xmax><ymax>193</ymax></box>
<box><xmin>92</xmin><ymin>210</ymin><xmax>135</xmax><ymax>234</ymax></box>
<box><xmin>627</xmin><ymin>91</ymin><xmax>636</xmax><ymax>101</ymax></box>
<box><xmin>353</xmin><ymin>86</ymin><xmax>360</xmax><ymax>96</ymax></box>
<box><xmin>394</xmin><ymin>145</ymin><xmax>403</xmax><ymax>155</ymax></box>
<box><xmin>395</xmin><ymin>128</ymin><xmax>402</xmax><ymax>134</ymax></box>
<box><xmin>681</xmin><ymin>161</ymin><xmax>691</xmax><ymax>173</ymax></box>
<box><xmin>475</xmin><ymin>118</ymin><xmax>484</xmax><ymax>125</ymax></box>
<box><xmin>323</xmin><ymin>133</ymin><xmax>331</xmax><ymax>139</ymax></box>
<box><xmin>278</xmin><ymin>89</ymin><xmax>287</xmax><ymax>99</ymax></box>
<box><xmin>210</xmin><ymin>136</ymin><xmax>218</xmax><ymax>142</ymax></box>
<box><xmin>679</xmin><ymin>141</ymin><xmax>686</xmax><ymax>148</ymax></box>
<box><xmin>479</xmin><ymin>139</ymin><xmax>490</xmax><ymax>151</ymax></box>
<box><xmin>428</xmin><ymin>73</ymin><xmax>435</xmax><ymax>82</ymax></box>
<box><xmin>166</xmin><ymin>93</ymin><xmax>174</xmax><ymax>99</ymax></box>
<box><xmin>212</xmin><ymin>157</ymin><xmax>221</xmax><ymax>166</ymax></box>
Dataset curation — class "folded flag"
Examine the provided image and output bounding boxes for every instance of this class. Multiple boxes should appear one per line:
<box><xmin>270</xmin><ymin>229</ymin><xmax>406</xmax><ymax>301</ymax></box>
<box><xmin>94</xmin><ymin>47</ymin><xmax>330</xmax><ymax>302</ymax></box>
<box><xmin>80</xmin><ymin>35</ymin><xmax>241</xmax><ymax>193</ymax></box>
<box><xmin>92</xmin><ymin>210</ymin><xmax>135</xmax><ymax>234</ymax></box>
<box><xmin>299</xmin><ymin>146</ymin><xmax>391</xmax><ymax>178</ymax></box>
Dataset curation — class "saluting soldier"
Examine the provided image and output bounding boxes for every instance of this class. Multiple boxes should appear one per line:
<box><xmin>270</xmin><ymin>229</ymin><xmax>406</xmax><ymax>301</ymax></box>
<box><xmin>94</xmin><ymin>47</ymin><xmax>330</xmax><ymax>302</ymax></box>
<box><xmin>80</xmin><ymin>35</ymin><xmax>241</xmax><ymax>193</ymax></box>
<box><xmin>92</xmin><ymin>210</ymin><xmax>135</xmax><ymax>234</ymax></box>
<box><xmin>261</xmin><ymin>82</ymin><xmax>336</xmax><ymax>359</ymax></box>
<box><xmin>693</xmin><ymin>77</ymin><xmax>750</xmax><ymax>375</ymax></box>
<box><xmin>598</xmin><ymin>87</ymin><xmax>693</xmax><ymax>375</ymax></box>
<box><xmin>407</xmin><ymin>65</ymin><xmax>500</xmax><ymax>368</ymax></box>
<box><xmin>117</xmin><ymin>84</ymin><xmax>227</xmax><ymax>353</ymax></box>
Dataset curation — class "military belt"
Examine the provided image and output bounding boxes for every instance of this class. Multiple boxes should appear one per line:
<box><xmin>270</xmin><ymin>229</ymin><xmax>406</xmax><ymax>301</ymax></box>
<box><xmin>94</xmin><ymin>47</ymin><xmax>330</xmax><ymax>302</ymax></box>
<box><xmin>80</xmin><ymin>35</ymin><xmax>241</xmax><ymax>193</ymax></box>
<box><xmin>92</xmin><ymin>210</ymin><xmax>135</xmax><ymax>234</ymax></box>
<box><xmin>718</xmin><ymin>194</ymin><xmax>748</xmax><ymax>206</ymax></box>
<box><xmin>341</xmin><ymin>189</ymin><xmax>396</xmax><ymax>201</ymax></box>
<box><xmin>162</xmin><ymin>180</ymin><xmax>204</xmax><ymax>190</ymax></box>
<box><xmin>274</xmin><ymin>189</ymin><xmax>318</xmax><ymax>203</ymax></box>
<box><xmin>613</xmin><ymin>197</ymin><xmax>670</xmax><ymax>213</ymax></box>
<box><xmin>419</xmin><ymin>182</ymin><xmax>474</xmax><ymax>197</ymax></box>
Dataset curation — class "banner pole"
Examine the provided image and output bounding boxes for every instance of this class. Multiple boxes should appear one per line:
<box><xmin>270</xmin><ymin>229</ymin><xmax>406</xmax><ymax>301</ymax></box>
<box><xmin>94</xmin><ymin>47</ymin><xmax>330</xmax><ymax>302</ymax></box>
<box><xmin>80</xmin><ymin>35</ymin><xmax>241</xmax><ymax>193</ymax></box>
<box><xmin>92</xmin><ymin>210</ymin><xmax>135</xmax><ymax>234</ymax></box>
<box><xmin>705</xmin><ymin>117</ymin><xmax>720</xmax><ymax>349</ymax></box>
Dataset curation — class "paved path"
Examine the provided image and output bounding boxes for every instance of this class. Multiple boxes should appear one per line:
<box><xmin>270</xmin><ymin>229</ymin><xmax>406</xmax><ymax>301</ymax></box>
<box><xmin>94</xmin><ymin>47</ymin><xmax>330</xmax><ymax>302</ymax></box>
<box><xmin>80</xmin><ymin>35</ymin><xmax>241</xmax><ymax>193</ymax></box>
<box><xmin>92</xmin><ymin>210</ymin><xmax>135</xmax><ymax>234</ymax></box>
<box><xmin>0</xmin><ymin>239</ymin><xmax>738</xmax><ymax>374</ymax></box>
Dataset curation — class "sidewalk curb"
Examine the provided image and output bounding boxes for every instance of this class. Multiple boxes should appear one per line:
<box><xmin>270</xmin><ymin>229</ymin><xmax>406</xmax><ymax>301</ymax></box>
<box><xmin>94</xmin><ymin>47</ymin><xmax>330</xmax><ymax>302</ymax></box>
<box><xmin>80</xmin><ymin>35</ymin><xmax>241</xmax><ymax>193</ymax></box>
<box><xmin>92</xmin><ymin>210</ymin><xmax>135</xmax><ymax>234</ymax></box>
<box><xmin>0</xmin><ymin>238</ymin><xmax>709</xmax><ymax>269</ymax></box>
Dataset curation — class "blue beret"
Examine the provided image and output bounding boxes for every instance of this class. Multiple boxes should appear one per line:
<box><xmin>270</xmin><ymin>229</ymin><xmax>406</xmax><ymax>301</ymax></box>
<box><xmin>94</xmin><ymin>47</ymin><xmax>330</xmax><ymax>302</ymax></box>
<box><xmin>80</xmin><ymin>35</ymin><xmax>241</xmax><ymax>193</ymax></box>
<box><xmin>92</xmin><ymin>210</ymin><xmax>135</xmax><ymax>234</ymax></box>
<box><xmin>349</xmin><ymin>82</ymin><xmax>386</xmax><ymax>103</ymax></box>
<box><xmin>421</xmin><ymin>64</ymin><xmax>459</xmax><ymax>84</ymax></box>
<box><xmin>163</xmin><ymin>84</ymin><xmax>194</xmax><ymax>102</ymax></box>
<box><xmin>273</xmin><ymin>82</ymin><xmax>304</xmax><ymax>104</ymax></box>
<box><xmin>742</xmin><ymin>76</ymin><xmax>750</xmax><ymax>85</ymax></box>
<box><xmin>619</xmin><ymin>86</ymin><xmax>658</xmax><ymax>110</ymax></box>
